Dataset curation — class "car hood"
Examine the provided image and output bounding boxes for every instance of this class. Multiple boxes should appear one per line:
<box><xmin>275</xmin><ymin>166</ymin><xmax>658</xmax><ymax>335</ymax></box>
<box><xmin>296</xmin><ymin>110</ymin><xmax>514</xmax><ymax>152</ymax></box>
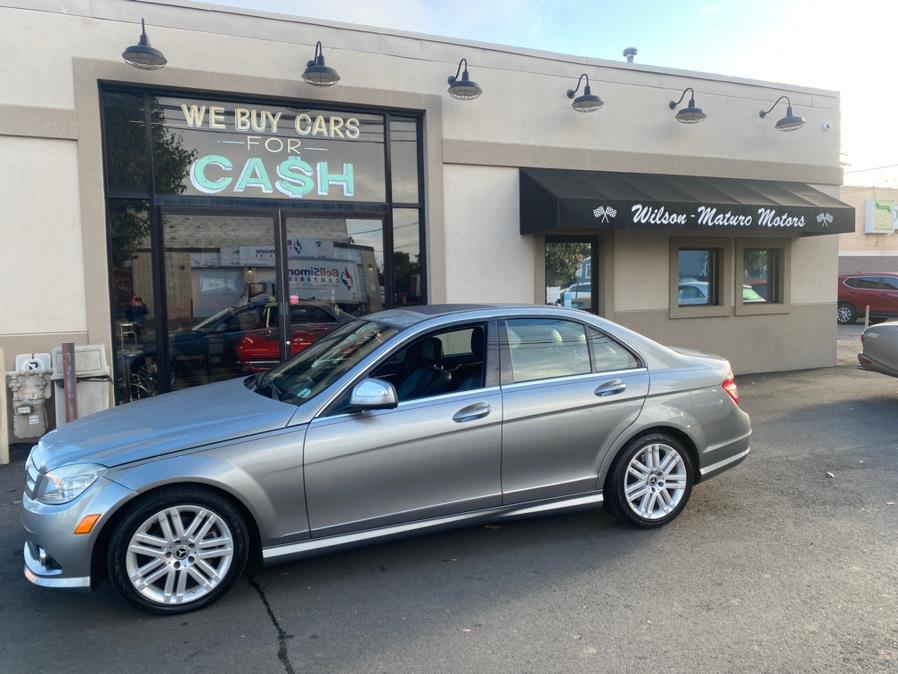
<box><xmin>31</xmin><ymin>378</ymin><xmax>296</xmax><ymax>471</ymax></box>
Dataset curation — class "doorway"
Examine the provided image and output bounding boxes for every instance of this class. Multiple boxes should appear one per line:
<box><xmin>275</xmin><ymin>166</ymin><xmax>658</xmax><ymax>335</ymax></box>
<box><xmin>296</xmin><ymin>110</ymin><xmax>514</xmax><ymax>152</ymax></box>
<box><xmin>545</xmin><ymin>236</ymin><xmax>600</xmax><ymax>314</ymax></box>
<box><xmin>115</xmin><ymin>205</ymin><xmax>397</xmax><ymax>399</ymax></box>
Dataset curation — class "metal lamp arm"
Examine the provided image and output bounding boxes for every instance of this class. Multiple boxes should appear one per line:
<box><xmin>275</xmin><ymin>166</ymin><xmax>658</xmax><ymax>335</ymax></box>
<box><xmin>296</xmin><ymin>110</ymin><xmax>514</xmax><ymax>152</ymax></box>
<box><xmin>567</xmin><ymin>73</ymin><xmax>590</xmax><ymax>98</ymax></box>
<box><xmin>449</xmin><ymin>58</ymin><xmax>469</xmax><ymax>84</ymax></box>
<box><xmin>759</xmin><ymin>95</ymin><xmax>792</xmax><ymax>118</ymax></box>
<box><xmin>668</xmin><ymin>87</ymin><xmax>695</xmax><ymax>109</ymax></box>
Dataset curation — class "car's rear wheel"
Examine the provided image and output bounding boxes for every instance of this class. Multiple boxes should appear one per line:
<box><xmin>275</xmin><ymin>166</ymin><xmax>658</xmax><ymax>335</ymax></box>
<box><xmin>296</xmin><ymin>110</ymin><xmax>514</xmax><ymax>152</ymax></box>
<box><xmin>837</xmin><ymin>302</ymin><xmax>856</xmax><ymax>325</ymax></box>
<box><xmin>605</xmin><ymin>434</ymin><xmax>693</xmax><ymax>528</ymax></box>
<box><xmin>107</xmin><ymin>487</ymin><xmax>249</xmax><ymax>615</ymax></box>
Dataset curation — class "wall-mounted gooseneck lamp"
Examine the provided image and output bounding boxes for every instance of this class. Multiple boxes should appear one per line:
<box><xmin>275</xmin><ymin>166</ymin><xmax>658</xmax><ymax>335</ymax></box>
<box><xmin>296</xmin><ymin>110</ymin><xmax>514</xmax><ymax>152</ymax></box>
<box><xmin>668</xmin><ymin>87</ymin><xmax>706</xmax><ymax>124</ymax></box>
<box><xmin>567</xmin><ymin>73</ymin><xmax>603</xmax><ymax>112</ymax></box>
<box><xmin>302</xmin><ymin>41</ymin><xmax>340</xmax><ymax>86</ymax></box>
<box><xmin>759</xmin><ymin>95</ymin><xmax>806</xmax><ymax>132</ymax></box>
<box><xmin>447</xmin><ymin>58</ymin><xmax>482</xmax><ymax>100</ymax></box>
<box><xmin>122</xmin><ymin>19</ymin><xmax>167</xmax><ymax>70</ymax></box>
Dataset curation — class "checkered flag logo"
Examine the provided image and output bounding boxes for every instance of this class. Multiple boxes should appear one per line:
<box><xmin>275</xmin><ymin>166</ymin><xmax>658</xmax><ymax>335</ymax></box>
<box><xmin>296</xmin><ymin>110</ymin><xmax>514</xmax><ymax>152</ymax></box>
<box><xmin>816</xmin><ymin>212</ymin><xmax>833</xmax><ymax>227</ymax></box>
<box><xmin>593</xmin><ymin>205</ymin><xmax>617</xmax><ymax>222</ymax></box>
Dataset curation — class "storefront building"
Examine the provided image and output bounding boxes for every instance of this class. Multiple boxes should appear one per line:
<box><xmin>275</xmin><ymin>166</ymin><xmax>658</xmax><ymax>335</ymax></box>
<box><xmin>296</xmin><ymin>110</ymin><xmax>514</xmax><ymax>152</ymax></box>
<box><xmin>838</xmin><ymin>185</ymin><xmax>898</xmax><ymax>273</ymax></box>
<box><xmin>0</xmin><ymin>0</ymin><xmax>854</xmax><ymax>429</ymax></box>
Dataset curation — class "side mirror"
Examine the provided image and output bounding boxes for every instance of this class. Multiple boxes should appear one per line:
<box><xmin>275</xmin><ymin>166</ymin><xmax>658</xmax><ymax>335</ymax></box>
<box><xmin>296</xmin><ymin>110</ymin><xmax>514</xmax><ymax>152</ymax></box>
<box><xmin>350</xmin><ymin>378</ymin><xmax>398</xmax><ymax>411</ymax></box>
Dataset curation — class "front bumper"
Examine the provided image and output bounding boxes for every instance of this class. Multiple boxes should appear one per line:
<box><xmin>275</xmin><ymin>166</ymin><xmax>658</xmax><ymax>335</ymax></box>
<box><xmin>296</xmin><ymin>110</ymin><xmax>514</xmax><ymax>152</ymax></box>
<box><xmin>22</xmin><ymin>475</ymin><xmax>136</xmax><ymax>591</ymax></box>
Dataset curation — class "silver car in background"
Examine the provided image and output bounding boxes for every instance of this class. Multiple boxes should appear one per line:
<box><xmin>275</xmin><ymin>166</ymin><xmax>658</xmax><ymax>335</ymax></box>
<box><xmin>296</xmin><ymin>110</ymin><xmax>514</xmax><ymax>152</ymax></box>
<box><xmin>858</xmin><ymin>320</ymin><xmax>898</xmax><ymax>378</ymax></box>
<box><xmin>22</xmin><ymin>305</ymin><xmax>751</xmax><ymax>614</ymax></box>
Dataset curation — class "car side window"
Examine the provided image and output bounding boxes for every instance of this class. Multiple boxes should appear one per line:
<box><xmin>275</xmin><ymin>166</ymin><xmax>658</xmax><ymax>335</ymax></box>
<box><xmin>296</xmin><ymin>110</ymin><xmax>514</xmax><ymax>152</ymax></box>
<box><xmin>506</xmin><ymin>318</ymin><xmax>590</xmax><ymax>384</ymax></box>
<box><xmin>879</xmin><ymin>276</ymin><xmax>898</xmax><ymax>291</ymax></box>
<box><xmin>588</xmin><ymin>328</ymin><xmax>640</xmax><ymax>372</ymax></box>
<box><xmin>846</xmin><ymin>277</ymin><xmax>880</xmax><ymax>290</ymax></box>
<box><xmin>290</xmin><ymin>306</ymin><xmax>334</xmax><ymax>323</ymax></box>
<box><xmin>370</xmin><ymin>323</ymin><xmax>487</xmax><ymax>402</ymax></box>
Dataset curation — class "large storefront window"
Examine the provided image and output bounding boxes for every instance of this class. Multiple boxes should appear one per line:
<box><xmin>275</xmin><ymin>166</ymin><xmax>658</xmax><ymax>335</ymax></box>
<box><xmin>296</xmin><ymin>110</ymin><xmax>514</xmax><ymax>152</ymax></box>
<box><xmin>102</xmin><ymin>88</ymin><xmax>425</xmax><ymax>402</ymax></box>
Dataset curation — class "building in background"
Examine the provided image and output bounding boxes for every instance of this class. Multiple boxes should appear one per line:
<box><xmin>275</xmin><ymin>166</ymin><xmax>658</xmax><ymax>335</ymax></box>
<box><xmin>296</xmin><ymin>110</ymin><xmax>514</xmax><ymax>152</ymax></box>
<box><xmin>838</xmin><ymin>186</ymin><xmax>898</xmax><ymax>273</ymax></box>
<box><xmin>0</xmin><ymin>0</ymin><xmax>854</xmax><ymax>440</ymax></box>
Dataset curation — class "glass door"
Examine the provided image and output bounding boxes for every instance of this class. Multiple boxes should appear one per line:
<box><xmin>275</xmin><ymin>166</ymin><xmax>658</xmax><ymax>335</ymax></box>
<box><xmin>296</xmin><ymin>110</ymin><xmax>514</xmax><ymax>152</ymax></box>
<box><xmin>161</xmin><ymin>208</ymin><xmax>279</xmax><ymax>391</ymax></box>
<box><xmin>545</xmin><ymin>237</ymin><xmax>599</xmax><ymax>313</ymax></box>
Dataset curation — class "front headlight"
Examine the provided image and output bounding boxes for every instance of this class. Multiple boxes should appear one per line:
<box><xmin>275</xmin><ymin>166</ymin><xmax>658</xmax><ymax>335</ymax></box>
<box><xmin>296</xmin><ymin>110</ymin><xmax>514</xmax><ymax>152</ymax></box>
<box><xmin>35</xmin><ymin>464</ymin><xmax>106</xmax><ymax>504</ymax></box>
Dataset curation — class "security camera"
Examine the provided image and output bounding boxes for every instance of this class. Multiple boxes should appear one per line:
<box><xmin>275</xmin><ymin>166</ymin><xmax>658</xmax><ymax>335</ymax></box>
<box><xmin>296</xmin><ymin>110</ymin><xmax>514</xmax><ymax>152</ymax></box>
<box><xmin>821</xmin><ymin>121</ymin><xmax>832</xmax><ymax>131</ymax></box>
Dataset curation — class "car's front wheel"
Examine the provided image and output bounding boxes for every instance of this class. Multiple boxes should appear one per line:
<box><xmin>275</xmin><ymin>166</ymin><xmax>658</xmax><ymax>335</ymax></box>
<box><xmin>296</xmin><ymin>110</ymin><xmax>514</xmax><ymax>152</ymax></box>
<box><xmin>605</xmin><ymin>434</ymin><xmax>694</xmax><ymax>528</ymax></box>
<box><xmin>837</xmin><ymin>302</ymin><xmax>856</xmax><ymax>325</ymax></box>
<box><xmin>107</xmin><ymin>486</ymin><xmax>249</xmax><ymax>614</ymax></box>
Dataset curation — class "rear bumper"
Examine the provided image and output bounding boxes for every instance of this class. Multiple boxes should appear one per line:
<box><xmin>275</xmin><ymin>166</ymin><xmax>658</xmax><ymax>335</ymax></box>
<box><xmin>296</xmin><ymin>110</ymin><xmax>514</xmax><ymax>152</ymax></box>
<box><xmin>697</xmin><ymin>406</ymin><xmax>752</xmax><ymax>483</ymax></box>
<box><xmin>857</xmin><ymin>353</ymin><xmax>898</xmax><ymax>379</ymax></box>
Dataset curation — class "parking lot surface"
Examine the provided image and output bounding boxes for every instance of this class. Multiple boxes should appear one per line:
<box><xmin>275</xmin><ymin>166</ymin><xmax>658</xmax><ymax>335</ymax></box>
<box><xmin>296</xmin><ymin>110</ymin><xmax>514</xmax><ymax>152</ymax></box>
<box><xmin>1</xmin><ymin>328</ymin><xmax>896</xmax><ymax>673</ymax></box>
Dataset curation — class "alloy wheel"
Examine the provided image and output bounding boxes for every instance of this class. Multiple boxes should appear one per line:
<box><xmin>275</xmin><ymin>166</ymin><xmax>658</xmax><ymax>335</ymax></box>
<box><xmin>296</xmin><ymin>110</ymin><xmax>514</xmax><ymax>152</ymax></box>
<box><xmin>623</xmin><ymin>443</ymin><xmax>688</xmax><ymax>520</ymax></box>
<box><xmin>125</xmin><ymin>505</ymin><xmax>234</xmax><ymax>606</ymax></box>
<box><xmin>837</xmin><ymin>305</ymin><xmax>853</xmax><ymax>324</ymax></box>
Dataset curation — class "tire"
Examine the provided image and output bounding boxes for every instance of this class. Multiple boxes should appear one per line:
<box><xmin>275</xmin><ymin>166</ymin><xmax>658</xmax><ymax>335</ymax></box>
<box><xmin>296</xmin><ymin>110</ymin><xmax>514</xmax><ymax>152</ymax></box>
<box><xmin>837</xmin><ymin>302</ymin><xmax>856</xmax><ymax>325</ymax></box>
<box><xmin>107</xmin><ymin>486</ymin><xmax>250</xmax><ymax>615</ymax></box>
<box><xmin>604</xmin><ymin>434</ymin><xmax>694</xmax><ymax>529</ymax></box>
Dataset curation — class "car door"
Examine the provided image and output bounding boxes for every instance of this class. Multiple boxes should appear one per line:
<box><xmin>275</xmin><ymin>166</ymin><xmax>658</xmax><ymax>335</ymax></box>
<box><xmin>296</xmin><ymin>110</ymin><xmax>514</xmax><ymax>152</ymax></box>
<box><xmin>302</xmin><ymin>321</ymin><xmax>502</xmax><ymax>537</ymax></box>
<box><xmin>499</xmin><ymin>317</ymin><xmax>649</xmax><ymax>504</ymax></box>
<box><xmin>846</xmin><ymin>276</ymin><xmax>883</xmax><ymax>314</ymax></box>
<box><xmin>877</xmin><ymin>276</ymin><xmax>898</xmax><ymax>316</ymax></box>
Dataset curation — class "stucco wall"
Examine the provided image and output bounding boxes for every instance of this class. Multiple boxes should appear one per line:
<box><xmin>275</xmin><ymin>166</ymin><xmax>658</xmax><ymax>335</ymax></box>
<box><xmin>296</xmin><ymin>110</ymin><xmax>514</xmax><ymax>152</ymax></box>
<box><xmin>0</xmin><ymin>136</ymin><xmax>87</xmax><ymax>335</ymax></box>
<box><xmin>442</xmin><ymin>165</ymin><xmax>535</xmax><ymax>303</ymax></box>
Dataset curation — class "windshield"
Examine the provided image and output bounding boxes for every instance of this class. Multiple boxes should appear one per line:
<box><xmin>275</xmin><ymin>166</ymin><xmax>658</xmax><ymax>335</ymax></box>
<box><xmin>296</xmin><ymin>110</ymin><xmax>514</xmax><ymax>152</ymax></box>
<box><xmin>192</xmin><ymin>306</ymin><xmax>237</xmax><ymax>332</ymax></box>
<box><xmin>257</xmin><ymin>319</ymin><xmax>400</xmax><ymax>404</ymax></box>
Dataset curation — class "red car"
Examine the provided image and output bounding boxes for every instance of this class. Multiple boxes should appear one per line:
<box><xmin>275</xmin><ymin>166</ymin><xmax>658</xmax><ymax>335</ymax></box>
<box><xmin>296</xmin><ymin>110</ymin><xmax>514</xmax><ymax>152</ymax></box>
<box><xmin>838</xmin><ymin>272</ymin><xmax>898</xmax><ymax>324</ymax></box>
<box><xmin>236</xmin><ymin>301</ymin><xmax>352</xmax><ymax>372</ymax></box>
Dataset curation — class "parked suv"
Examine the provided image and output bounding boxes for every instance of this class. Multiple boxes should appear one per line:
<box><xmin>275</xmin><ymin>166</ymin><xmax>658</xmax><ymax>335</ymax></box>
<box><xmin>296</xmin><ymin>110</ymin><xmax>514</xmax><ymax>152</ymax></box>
<box><xmin>837</xmin><ymin>273</ymin><xmax>898</xmax><ymax>324</ymax></box>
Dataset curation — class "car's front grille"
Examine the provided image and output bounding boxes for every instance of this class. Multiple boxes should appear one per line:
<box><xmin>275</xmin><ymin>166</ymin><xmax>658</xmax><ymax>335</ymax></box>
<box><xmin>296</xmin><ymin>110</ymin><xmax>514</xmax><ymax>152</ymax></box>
<box><xmin>24</xmin><ymin>459</ymin><xmax>40</xmax><ymax>498</ymax></box>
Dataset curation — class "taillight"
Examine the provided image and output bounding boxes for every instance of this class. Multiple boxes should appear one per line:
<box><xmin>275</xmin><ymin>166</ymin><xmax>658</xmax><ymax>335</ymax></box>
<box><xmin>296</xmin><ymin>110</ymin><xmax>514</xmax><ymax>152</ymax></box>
<box><xmin>722</xmin><ymin>372</ymin><xmax>739</xmax><ymax>406</ymax></box>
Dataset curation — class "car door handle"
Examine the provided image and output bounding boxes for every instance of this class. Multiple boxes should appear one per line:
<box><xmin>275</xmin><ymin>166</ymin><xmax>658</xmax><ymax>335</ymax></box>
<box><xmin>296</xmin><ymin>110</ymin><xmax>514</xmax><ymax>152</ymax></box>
<box><xmin>452</xmin><ymin>402</ymin><xmax>491</xmax><ymax>423</ymax></box>
<box><xmin>595</xmin><ymin>379</ymin><xmax>627</xmax><ymax>397</ymax></box>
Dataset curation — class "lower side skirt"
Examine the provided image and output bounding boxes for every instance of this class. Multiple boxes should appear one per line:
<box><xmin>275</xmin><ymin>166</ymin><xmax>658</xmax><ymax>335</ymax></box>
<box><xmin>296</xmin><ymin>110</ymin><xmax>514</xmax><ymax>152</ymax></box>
<box><xmin>262</xmin><ymin>492</ymin><xmax>603</xmax><ymax>564</ymax></box>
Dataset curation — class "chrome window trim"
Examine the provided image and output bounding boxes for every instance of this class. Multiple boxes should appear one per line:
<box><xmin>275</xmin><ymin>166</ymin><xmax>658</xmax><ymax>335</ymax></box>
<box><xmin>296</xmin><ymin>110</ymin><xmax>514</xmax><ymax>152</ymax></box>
<box><xmin>500</xmin><ymin>367</ymin><xmax>648</xmax><ymax>392</ymax></box>
<box><xmin>315</xmin><ymin>386</ymin><xmax>502</xmax><ymax>423</ymax></box>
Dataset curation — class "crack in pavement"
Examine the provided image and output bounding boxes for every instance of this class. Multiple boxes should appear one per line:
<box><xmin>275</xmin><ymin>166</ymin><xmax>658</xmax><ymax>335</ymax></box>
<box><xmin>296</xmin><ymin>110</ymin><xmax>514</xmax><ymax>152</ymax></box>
<box><xmin>246</xmin><ymin>573</ymin><xmax>295</xmax><ymax>674</ymax></box>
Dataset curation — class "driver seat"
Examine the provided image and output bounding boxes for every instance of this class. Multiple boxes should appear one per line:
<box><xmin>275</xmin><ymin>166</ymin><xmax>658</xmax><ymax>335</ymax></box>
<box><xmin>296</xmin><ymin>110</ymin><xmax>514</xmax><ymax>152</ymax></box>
<box><xmin>396</xmin><ymin>337</ymin><xmax>451</xmax><ymax>401</ymax></box>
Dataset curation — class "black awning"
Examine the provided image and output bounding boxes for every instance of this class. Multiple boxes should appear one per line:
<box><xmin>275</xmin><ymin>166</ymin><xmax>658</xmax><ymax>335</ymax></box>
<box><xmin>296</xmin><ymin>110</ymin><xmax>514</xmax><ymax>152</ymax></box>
<box><xmin>520</xmin><ymin>168</ymin><xmax>854</xmax><ymax>236</ymax></box>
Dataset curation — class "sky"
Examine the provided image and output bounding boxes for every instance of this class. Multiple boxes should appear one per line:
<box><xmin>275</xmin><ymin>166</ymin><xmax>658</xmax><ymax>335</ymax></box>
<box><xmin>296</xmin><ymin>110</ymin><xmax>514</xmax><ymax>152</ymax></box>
<box><xmin>207</xmin><ymin>0</ymin><xmax>896</xmax><ymax>187</ymax></box>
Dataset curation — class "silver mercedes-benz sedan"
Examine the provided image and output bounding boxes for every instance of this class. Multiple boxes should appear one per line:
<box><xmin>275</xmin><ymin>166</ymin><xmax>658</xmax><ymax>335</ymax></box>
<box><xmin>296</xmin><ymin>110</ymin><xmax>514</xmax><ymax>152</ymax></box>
<box><xmin>22</xmin><ymin>305</ymin><xmax>751</xmax><ymax>614</ymax></box>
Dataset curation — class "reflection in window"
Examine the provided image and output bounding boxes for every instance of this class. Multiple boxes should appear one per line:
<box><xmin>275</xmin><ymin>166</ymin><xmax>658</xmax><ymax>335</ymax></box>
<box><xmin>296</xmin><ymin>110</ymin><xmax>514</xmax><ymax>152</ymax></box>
<box><xmin>588</xmin><ymin>328</ymin><xmax>639</xmax><ymax>372</ymax></box>
<box><xmin>390</xmin><ymin>117</ymin><xmax>419</xmax><ymax>204</ymax></box>
<box><xmin>507</xmin><ymin>318</ymin><xmax>590</xmax><ymax>383</ymax></box>
<box><xmin>743</xmin><ymin>248</ymin><xmax>781</xmax><ymax>303</ymax></box>
<box><xmin>545</xmin><ymin>241</ymin><xmax>593</xmax><ymax>311</ymax></box>
<box><xmin>163</xmin><ymin>213</ymin><xmax>277</xmax><ymax>390</ymax></box>
<box><xmin>108</xmin><ymin>199</ymin><xmax>157</xmax><ymax>402</ymax></box>
<box><xmin>102</xmin><ymin>92</ymin><xmax>149</xmax><ymax>194</ymax></box>
<box><xmin>678</xmin><ymin>249</ymin><xmax>719</xmax><ymax>307</ymax></box>
<box><xmin>392</xmin><ymin>209</ymin><xmax>423</xmax><ymax>306</ymax></box>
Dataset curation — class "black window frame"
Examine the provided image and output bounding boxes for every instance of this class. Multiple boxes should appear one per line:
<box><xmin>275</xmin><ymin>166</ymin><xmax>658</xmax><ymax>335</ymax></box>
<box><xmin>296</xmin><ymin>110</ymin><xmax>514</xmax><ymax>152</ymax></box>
<box><xmin>100</xmin><ymin>83</ymin><xmax>427</xmax><ymax>403</ymax></box>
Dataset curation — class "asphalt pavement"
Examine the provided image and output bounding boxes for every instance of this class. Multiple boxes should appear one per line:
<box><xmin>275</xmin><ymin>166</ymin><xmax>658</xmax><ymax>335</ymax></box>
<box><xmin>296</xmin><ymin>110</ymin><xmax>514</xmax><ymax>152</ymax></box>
<box><xmin>1</xmin><ymin>324</ymin><xmax>896</xmax><ymax>673</ymax></box>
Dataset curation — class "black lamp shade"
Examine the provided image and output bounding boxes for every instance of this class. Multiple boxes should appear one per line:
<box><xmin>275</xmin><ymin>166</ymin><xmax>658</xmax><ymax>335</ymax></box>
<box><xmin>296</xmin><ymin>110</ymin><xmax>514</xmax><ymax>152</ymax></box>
<box><xmin>448</xmin><ymin>74</ymin><xmax>482</xmax><ymax>100</ymax></box>
<box><xmin>122</xmin><ymin>20</ymin><xmax>166</xmax><ymax>70</ymax></box>
<box><xmin>572</xmin><ymin>92</ymin><xmax>603</xmax><ymax>113</ymax></box>
<box><xmin>775</xmin><ymin>106</ymin><xmax>806</xmax><ymax>131</ymax></box>
<box><xmin>302</xmin><ymin>57</ymin><xmax>340</xmax><ymax>86</ymax></box>
<box><xmin>675</xmin><ymin>101</ymin><xmax>706</xmax><ymax>124</ymax></box>
<box><xmin>302</xmin><ymin>42</ymin><xmax>340</xmax><ymax>87</ymax></box>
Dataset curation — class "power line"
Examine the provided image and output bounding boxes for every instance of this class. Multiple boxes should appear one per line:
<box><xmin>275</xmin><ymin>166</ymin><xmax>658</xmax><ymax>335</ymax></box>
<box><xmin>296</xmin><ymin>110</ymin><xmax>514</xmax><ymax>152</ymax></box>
<box><xmin>844</xmin><ymin>163</ymin><xmax>898</xmax><ymax>174</ymax></box>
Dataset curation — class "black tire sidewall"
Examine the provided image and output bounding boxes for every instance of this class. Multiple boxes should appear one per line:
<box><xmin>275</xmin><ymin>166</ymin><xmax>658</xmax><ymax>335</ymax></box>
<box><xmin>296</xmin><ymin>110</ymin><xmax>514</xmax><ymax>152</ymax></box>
<box><xmin>607</xmin><ymin>434</ymin><xmax>694</xmax><ymax>528</ymax></box>
<box><xmin>107</xmin><ymin>486</ymin><xmax>249</xmax><ymax>615</ymax></box>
